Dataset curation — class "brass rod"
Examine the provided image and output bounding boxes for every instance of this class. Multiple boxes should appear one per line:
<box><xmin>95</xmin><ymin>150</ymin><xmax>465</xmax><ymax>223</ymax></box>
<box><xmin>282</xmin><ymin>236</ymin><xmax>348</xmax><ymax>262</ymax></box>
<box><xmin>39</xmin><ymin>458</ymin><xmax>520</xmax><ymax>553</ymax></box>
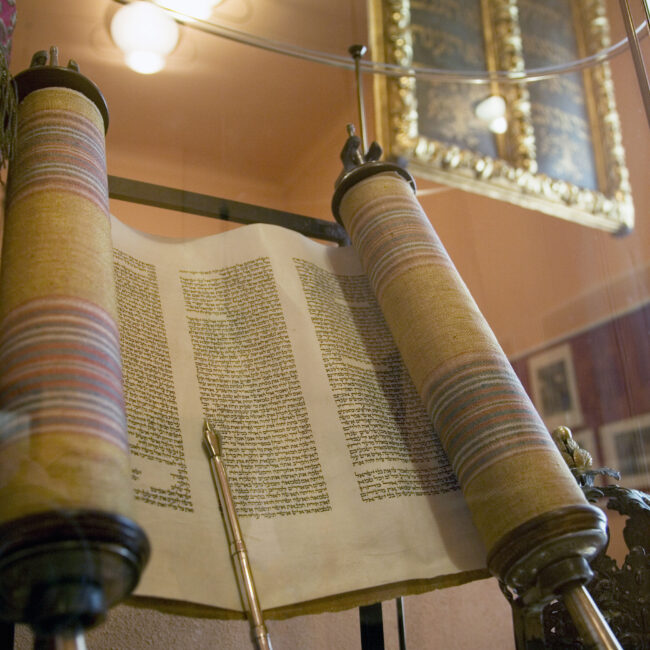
<box><xmin>349</xmin><ymin>44</ymin><xmax>368</xmax><ymax>155</ymax></box>
<box><xmin>563</xmin><ymin>585</ymin><xmax>622</xmax><ymax>650</ymax></box>
<box><xmin>618</xmin><ymin>0</ymin><xmax>650</xmax><ymax>127</ymax></box>
<box><xmin>203</xmin><ymin>421</ymin><xmax>272</xmax><ymax>650</ymax></box>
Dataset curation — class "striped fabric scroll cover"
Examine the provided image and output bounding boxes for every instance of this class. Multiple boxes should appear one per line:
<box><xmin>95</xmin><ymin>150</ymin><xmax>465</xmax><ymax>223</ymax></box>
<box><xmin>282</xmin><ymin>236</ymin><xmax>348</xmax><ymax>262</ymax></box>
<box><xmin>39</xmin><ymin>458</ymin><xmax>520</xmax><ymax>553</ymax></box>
<box><xmin>337</xmin><ymin>172</ymin><xmax>588</xmax><ymax>555</ymax></box>
<box><xmin>0</xmin><ymin>86</ymin><xmax>133</xmax><ymax>523</ymax></box>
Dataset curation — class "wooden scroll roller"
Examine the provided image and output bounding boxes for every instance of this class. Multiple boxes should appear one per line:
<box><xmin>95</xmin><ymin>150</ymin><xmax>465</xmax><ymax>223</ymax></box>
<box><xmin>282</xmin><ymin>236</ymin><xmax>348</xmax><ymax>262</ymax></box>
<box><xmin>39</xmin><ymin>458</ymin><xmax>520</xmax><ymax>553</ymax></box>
<box><xmin>332</xmin><ymin>134</ymin><xmax>620</xmax><ymax>648</ymax></box>
<box><xmin>0</xmin><ymin>49</ymin><xmax>148</xmax><ymax>641</ymax></box>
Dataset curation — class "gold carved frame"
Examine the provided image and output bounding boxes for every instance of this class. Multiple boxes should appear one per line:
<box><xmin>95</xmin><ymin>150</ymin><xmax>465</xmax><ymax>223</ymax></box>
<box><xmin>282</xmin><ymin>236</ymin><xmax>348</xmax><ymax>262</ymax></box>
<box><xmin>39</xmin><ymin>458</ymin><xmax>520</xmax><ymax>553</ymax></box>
<box><xmin>370</xmin><ymin>0</ymin><xmax>634</xmax><ymax>233</ymax></box>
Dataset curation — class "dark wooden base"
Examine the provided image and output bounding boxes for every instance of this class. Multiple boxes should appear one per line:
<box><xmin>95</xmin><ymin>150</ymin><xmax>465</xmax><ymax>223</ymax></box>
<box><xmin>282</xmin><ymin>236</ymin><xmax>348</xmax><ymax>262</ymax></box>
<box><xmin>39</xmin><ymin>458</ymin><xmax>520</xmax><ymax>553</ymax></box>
<box><xmin>0</xmin><ymin>509</ymin><xmax>149</xmax><ymax>635</ymax></box>
<box><xmin>487</xmin><ymin>504</ymin><xmax>607</xmax><ymax>598</ymax></box>
<box><xmin>13</xmin><ymin>53</ymin><xmax>109</xmax><ymax>132</ymax></box>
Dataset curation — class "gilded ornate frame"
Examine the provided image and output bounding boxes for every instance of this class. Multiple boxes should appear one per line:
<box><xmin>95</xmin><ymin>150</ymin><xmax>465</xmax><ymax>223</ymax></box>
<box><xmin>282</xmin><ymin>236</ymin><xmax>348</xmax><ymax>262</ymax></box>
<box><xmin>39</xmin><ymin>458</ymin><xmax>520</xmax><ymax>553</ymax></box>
<box><xmin>369</xmin><ymin>0</ymin><xmax>634</xmax><ymax>233</ymax></box>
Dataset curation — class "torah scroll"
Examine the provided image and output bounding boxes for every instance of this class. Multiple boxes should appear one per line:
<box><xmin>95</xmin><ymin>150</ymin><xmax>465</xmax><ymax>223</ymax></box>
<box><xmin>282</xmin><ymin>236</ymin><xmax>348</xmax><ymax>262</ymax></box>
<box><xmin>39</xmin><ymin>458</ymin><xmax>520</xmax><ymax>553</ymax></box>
<box><xmin>0</xmin><ymin>66</ymin><xmax>149</xmax><ymax>633</ymax></box>
<box><xmin>0</xmin><ymin>84</ymin><xmax>133</xmax><ymax>524</ymax></box>
<box><xmin>335</xmin><ymin>170</ymin><xmax>605</xmax><ymax>588</ymax></box>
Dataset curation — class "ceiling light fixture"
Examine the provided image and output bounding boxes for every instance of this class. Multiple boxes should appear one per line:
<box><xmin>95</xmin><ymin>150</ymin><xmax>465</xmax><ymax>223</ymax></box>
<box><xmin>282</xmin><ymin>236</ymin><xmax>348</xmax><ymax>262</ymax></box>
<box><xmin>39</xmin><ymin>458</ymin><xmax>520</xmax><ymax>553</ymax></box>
<box><xmin>154</xmin><ymin>0</ymin><xmax>223</xmax><ymax>21</ymax></box>
<box><xmin>110</xmin><ymin>1</ymin><xmax>179</xmax><ymax>74</ymax></box>
<box><xmin>474</xmin><ymin>95</ymin><xmax>508</xmax><ymax>134</ymax></box>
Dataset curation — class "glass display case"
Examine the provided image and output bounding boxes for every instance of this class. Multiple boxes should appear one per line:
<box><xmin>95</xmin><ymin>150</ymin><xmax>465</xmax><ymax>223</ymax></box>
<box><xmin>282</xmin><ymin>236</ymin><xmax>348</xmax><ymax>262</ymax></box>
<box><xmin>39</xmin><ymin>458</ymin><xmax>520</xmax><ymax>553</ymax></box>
<box><xmin>1</xmin><ymin>0</ymin><xmax>648</xmax><ymax>648</ymax></box>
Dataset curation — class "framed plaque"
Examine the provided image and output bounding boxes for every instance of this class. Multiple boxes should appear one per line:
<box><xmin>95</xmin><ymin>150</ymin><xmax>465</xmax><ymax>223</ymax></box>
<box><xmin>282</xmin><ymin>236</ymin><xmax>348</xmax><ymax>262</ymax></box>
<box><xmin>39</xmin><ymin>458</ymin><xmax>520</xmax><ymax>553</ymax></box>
<box><xmin>528</xmin><ymin>343</ymin><xmax>583</xmax><ymax>431</ymax></box>
<box><xmin>370</xmin><ymin>0</ymin><xmax>634</xmax><ymax>233</ymax></box>
<box><xmin>600</xmin><ymin>414</ymin><xmax>650</xmax><ymax>488</ymax></box>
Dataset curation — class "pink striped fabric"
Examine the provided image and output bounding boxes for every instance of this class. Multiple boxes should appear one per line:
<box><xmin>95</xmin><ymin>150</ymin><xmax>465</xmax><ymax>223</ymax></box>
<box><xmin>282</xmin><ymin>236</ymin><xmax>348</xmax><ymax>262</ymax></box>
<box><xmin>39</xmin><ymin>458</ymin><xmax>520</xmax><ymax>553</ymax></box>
<box><xmin>340</xmin><ymin>174</ymin><xmax>558</xmax><ymax>490</ymax></box>
<box><xmin>343</xmin><ymin>193</ymin><xmax>456</xmax><ymax>301</ymax></box>
<box><xmin>0</xmin><ymin>296</ymin><xmax>128</xmax><ymax>449</ymax></box>
<box><xmin>423</xmin><ymin>353</ymin><xmax>554</xmax><ymax>488</ymax></box>
<box><xmin>7</xmin><ymin>107</ymin><xmax>109</xmax><ymax>215</ymax></box>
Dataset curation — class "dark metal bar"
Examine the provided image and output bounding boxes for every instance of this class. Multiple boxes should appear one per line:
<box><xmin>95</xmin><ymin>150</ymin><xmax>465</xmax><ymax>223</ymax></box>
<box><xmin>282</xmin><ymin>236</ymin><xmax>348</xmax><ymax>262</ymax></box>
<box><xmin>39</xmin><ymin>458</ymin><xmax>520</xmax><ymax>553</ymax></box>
<box><xmin>396</xmin><ymin>597</ymin><xmax>407</xmax><ymax>650</ymax></box>
<box><xmin>359</xmin><ymin>603</ymin><xmax>384</xmax><ymax>650</ymax></box>
<box><xmin>510</xmin><ymin>599</ymin><xmax>546</xmax><ymax>650</ymax></box>
<box><xmin>349</xmin><ymin>45</ymin><xmax>369</xmax><ymax>155</ymax></box>
<box><xmin>107</xmin><ymin>175</ymin><xmax>350</xmax><ymax>246</ymax></box>
<box><xmin>0</xmin><ymin>620</ymin><xmax>14</xmax><ymax>649</ymax></box>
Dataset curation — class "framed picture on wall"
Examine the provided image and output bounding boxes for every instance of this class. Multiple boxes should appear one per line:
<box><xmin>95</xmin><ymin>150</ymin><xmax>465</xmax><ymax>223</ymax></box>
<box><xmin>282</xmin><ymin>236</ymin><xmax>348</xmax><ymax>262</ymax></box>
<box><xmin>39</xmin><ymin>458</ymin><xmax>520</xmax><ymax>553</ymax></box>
<box><xmin>369</xmin><ymin>0</ymin><xmax>634</xmax><ymax>233</ymax></box>
<box><xmin>528</xmin><ymin>343</ymin><xmax>583</xmax><ymax>430</ymax></box>
<box><xmin>600</xmin><ymin>414</ymin><xmax>650</xmax><ymax>488</ymax></box>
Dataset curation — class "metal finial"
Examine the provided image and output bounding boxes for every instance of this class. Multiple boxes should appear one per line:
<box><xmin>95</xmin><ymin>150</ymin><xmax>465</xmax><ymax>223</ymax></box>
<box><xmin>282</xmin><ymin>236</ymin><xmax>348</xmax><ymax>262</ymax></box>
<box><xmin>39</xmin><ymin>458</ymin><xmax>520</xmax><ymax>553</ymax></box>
<box><xmin>348</xmin><ymin>44</ymin><xmax>368</xmax><ymax>155</ymax></box>
<box><xmin>49</xmin><ymin>46</ymin><xmax>59</xmax><ymax>67</ymax></box>
<box><xmin>30</xmin><ymin>50</ymin><xmax>47</xmax><ymax>67</ymax></box>
<box><xmin>30</xmin><ymin>48</ymin><xmax>67</xmax><ymax>69</ymax></box>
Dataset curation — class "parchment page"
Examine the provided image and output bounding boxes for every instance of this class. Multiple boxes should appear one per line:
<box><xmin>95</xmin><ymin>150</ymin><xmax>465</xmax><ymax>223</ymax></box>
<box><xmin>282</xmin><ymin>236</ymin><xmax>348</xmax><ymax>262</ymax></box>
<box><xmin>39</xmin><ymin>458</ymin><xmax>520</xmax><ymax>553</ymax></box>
<box><xmin>111</xmin><ymin>215</ymin><xmax>487</xmax><ymax>615</ymax></box>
